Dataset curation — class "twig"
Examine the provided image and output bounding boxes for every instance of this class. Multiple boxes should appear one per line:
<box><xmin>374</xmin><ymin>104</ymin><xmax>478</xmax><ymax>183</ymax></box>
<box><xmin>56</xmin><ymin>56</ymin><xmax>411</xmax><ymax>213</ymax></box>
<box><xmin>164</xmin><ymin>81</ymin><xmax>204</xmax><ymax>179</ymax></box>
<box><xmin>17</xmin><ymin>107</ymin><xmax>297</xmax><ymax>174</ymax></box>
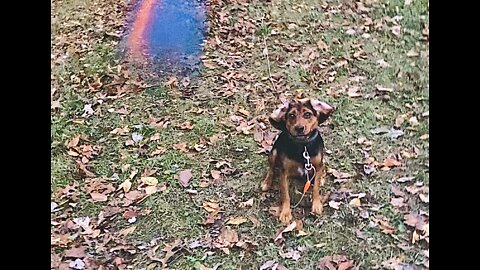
<box><xmin>261</xmin><ymin>17</ymin><xmax>277</xmax><ymax>92</ymax></box>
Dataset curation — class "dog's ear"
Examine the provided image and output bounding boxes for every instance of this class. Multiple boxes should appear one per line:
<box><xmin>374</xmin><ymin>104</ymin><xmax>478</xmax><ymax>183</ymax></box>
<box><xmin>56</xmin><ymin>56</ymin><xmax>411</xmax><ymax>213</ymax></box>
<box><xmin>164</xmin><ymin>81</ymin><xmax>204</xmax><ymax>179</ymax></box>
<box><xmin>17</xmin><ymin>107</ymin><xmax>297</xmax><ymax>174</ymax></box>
<box><xmin>310</xmin><ymin>99</ymin><xmax>334</xmax><ymax>124</ymax></box>
<box><xmin>269</xmin><ymin>101</ymin><xmax>290</xmax><ymax>130</ymax></box>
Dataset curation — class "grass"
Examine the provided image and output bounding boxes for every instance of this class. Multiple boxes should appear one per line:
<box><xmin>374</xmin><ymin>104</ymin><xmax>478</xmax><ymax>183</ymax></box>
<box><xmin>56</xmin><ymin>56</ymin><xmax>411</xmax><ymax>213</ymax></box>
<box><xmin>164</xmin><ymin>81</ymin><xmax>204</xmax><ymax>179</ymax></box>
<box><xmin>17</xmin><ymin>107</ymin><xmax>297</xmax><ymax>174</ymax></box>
<box><xmin>51</xmin><ymin>0</ymin><xmax>429</xmax><ymax>268</ymax></box>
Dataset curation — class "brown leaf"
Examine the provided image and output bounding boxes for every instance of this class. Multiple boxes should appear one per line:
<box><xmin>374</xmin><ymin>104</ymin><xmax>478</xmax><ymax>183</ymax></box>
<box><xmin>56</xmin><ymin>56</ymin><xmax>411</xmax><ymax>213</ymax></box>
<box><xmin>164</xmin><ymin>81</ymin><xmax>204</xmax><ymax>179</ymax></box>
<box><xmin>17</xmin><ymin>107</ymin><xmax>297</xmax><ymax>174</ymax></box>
<box><xmin>150</xmin><ymin>147</ymin><xmax>167</xmax><ymax>156</ymax></box>
<box><xmin>65</xmin><ymin>246</ymin><xmax>86</xmax><ymax>258</ymax></box>
<box><xmin>119</xmin><ymin>225</ymin><xmax>136</xmax><ymax>236</ymax></box>
<box><xmin>110</xmin><ymin>126</ymin><xmax>129</xmax><ymax>136</ymax></box>
<box><xmin>318</xmin><ymin>255</ymin><xmax>354</xmax><ymax>270</ymax></box>
<box><xmin>179</xmin><ymin>121</ymin><xmax>194</xmax><ymax>130</ymax></box>
<box><xmin>281</xmin><ymin>249</ymin><xmax>301</xmax><ymax>261</ymax></box>
<box><xmin>274</xmin><ymin>220</ymin><xmax>299</xmax><ymax>242</ymax></box>
<box><xmin>419</xmin><ymin>193</ymin><xmax>429</xmax><ymax>203</ymax></box>
<box><xmin>210</xmin><ymin>170</ymin><xmax>221</xmax><ymax>180</ymax></box>
<box><xmin>349</xmin><ymin>198</ymin><xmax>361</xmax><ymax>207</ymax></box>
<box><xmin>125</xmin><ymin>190</ymin><xmax>144</xmax><ymax>201</ymax></box>
<box><xmin>239</xmin><ymin>198</ymin><xmax>254</xmax><ymax>208</ymax></box>
<box><xmin>226</xmin><ymin>216</ymin><xmax>248</xmax><ymax>225</ymax></box>
<box><xmin>391</xmin><ymin>197</ymin><xmax>405</xmax><ymax>208</ymax></box>
<box><xmin>149</xmin><ymin>133</ymin><xmax>161</xmax><ymax>141</ymax></box>
<box><xmin>119</xmin><ymin>179</ymin><xmax>132</xmax><ymax>193</ymax></box>
<box><xmin>202</xmin><ymin>201</ymin><xmax>220</xmax><ymax>212</ymax></box>
<box><xmin>178</xmin><ymin>169</ymin><xmax>192</xmax><ymax>187</ymax></box>
<box><xmin>391</xmin><ymin>185</ymin><xmax>405</xmax><ymax>197</ymax></box>
<box><xmin>67</xmin><ymin>150</ymin><xmax>80</xmax><ymax>157</ymax></box>
<box><xmin>68</xmin><ymin>136</ymin><xmax>80</xmax><ymax>148</ymax></box>
<box><xmin>217</xmin><ymin>227</ymin><xmax>238</xmax><ymax>245</ymax></box>
<box><xmin>376</xmin><ymin>85</ymin><xmax>394</xmax><ymax>92</ymax></box>
<box><xmin>383</xmin><ymin>158</ymin><xmax>401</xmax><ymax>168</ymax></box>
<box><xmin>90</xmin><ymin>192</ymin><xmax>108</xmax><ymax>202</ymax></box>
<box><xmin>373</xmin><ymin>216</ymin><xmax>396</xmax><ymax>234</ymax></box>
<box><xmin>347</xmin><ymin>86</ymin><xmax>362</xmax><ymax>98</ymax></box>
<box><xmin>404</xmin><ymin>213</ymin><xmax>425</xmax><ymax>230</ymax></box>
<box><xmin>173</xmin><ymin>143</ymin><xmax>189</xmax><ymax>153</ymax></box>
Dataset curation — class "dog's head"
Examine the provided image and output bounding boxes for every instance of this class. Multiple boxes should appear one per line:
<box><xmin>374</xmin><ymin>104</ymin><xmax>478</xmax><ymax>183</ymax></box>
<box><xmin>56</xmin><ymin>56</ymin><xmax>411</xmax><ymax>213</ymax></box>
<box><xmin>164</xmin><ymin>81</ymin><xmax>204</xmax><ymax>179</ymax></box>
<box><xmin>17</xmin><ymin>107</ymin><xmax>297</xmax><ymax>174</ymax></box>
<box><xmin>269</xmin><ymin>98</ymin><xmax>334</xmax><ymax>141</ymax></box>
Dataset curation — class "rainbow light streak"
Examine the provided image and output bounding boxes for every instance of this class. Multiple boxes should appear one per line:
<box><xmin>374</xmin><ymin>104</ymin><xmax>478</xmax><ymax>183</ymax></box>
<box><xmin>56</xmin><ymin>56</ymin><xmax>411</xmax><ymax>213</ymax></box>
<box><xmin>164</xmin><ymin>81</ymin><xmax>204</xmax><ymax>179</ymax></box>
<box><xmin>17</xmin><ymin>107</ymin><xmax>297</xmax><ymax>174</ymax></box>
<box><xmin>126</xmin><ymin>0</ymin><xmax>206</xmax><ymax>68</ymax></box>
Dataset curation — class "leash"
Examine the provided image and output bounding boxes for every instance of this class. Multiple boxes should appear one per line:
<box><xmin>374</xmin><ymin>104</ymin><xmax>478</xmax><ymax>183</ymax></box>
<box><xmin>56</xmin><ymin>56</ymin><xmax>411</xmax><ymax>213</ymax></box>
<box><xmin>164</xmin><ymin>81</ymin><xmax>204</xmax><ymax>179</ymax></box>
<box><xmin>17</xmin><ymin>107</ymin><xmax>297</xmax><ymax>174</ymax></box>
<box><xmin>292</xmin><ymin>146</ymin><xmax>316</xmax><ymax>208</ymax></box>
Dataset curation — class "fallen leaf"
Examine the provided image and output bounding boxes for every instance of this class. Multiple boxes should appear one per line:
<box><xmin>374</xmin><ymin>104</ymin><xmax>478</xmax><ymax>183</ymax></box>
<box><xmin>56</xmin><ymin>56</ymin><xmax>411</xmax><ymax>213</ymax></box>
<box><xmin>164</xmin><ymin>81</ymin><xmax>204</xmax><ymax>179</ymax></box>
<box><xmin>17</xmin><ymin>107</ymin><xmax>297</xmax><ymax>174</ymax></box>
<box><xmin>202</xmin><ymin>201</ymin><xmax>220</xmax><ymax>213</ymax></box>
<box><xmin>349</xmin><ymin>198</ymin><xmax>361</xmax><ymax>207</ymax></box>
<box><xmin>90</xmin><ymin>192</ymin><xmax>108</xmax><ymax>202</ymax></box>
<box><xmin>391</xmin><ymin>197</ymin><xmax>405</xmax><ymax>208</ymax></box>
<box><xmin>328</xmin><ymin>200</ymin><xmax>342</xmax><ymax>209</ymax></box>
<box><xmin>376</xmin><ymin>85</ymin><xmax>394</xmax><ymax>92</ymax></box>
<box><xmin>145</xmin><ymin>185</ymin><xmax>159</xmax><ymax>195</ymax></box>
<box><xmin>363</xmin><ymin>164</ymin><xmax>375</xmax><ymax>175</ymax></box>
<box><xmin>318</xmin><ymin>255</ymin><xmax>354</xmax><ymax>270</ymax></box>
<box><xmin>383</xmin><ymin>158</ymin><xmax>401</xmax><ymax>168</ymax></box>
<box><xmin>65</xmin><ymin>246</ymin><xmax>86</xmax><ymax>258</ymax></box>
<box><xmin>281</xmin><ymin>249</ymin><xmax>301</xmax><ymax>261</ymax></box>
<box><xmin>274</xmin><ymin>220</ymin><xmax>298</xmax><ymax>242</ymax></box>
<box><xmin>119</xmin><ymin>225</ymin><xmax>136</xmax><ymax>236</ymax></box>
<box><xmin>396</xmin><ymin>176</ymin><xmax>415</xmax><ymax>183</ymax></box>
<box><xmin>370</xmin><ymin>127</ymin><xmax>390</xmax><ymax>134</ymax></box>
<box><xmin>69</xmin><ymin>259</ymin><xmax>85</xmax><ymax>270</ymax></box>
<box><xmin>150</xmin><ymin>147</ymin><xmax>167</xmax><ymax>156</ymax></box>
<box><xmin>419</xmin><ymin>193</ymin><xmax>429</xmax><ymax>203</ymax></box>
<box><xmin>125</xmin><ymin>190</ymin><xmax>144</xmax><ymax>201</ymax></box>
<box><xmin>149</xmin><ymin>133</ymin><xmax>160</xmax><ymax>141</ymax></box>
<box><xmin>140</xmin><ymin>176</ymin><xmax>158</xmax><ymax>186</ymax></box>
<box><xmin>420</xmin><ymin>134</ymin><xmax>429</xmax><ymax>140</ymax></box>
<box><xmin>51</xmin><ymin>202</ymin><xmax>59</xmax><ymax>212</ymax></box>
<box><xmin>119</xmin><ymin>179</ymin><xmax>132</xmax><ymax>193</ymax></box>
<box><xmin>68</xmin><ymin>136</ymin><xmax>80</xmax><ymax>148</ymax></box>
<box><xmin>406</xmin><ymin>49</ymin><xmax>419</xmax><ymax>57</ymax></box>
<box><xmin>131</xmin><ymin>132</ymin><xmax>143</xmax><ymax>143</ymax></box>
<box><xmin>260</xmin><ymin>260</ymin><xmax>277</xmax><ymax>270</ymax></box>
<box><xmin>347</xmin><ymin>86</ymin><xmax>362</xmax><ymax>98</ymax></box>
<box><xmin>373</xmin><ymin>215</ymin><xmax>396</xmax><ymax>234</ymax></box>
<box><xmin>173</xmin><ymin>143</ymin><xmax>189</xmax><ymax>153</ymax></box>
<box><xmin>110</xmin><ymin>126</ymin><xmax>130</xmax><ymax>135</ymax></box>
<box><xmin>226</xmin><ymin>216</ymin><xmax>248</xmax><ymax>225</ymax></box>
<box><xmin>179</xmin><ymin>121</ymin><xmax>194</xmax><ymax>130</ymax></box>
<box><xmin>391</xmin><ymin>185</ymin><xmax>405</xmax><ymax>197</ymax></box>
<box><xmin>211</xmin><ymin>170</ymin><xmax>221</xmax><ymax>180</ymax></box>
<box><xmin>178</xmin><ymin>169</ymin><xmax>192</xmax><ymax>187</ymax></box>
<box><xmin>391</xmin><ymin>25</ymin><xmax>401</xmax><ymax>37</ymax></box>
<box><xmin>239</xmin><ymin>198</ymin><xmax>254</xmax><ymax>208</ymax></box>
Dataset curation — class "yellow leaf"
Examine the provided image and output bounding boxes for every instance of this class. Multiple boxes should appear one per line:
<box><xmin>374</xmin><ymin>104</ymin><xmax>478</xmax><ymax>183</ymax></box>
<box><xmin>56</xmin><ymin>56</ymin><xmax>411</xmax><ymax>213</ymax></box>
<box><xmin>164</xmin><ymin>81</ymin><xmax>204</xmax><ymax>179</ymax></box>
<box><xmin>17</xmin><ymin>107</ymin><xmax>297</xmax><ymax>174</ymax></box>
<box><xmin>349</xmin><ymin>198</ymin><xmax>361</xmax><ymax>207</ymax></box>
<box><xmin>226</xmin><ymin>216</ymin><xmax>248</xmax><ymax>225</ymax></box>
<box><xmin>119</xmin><ymin>179</ymin><xmax>132</xmax><ymax>193</ymax></box>
<box><xmin>141</xmin><ymin>177</ymin><xmax>158</xmax><ymax>186</ymax></box>
<box><xmin>119</xmin><ymin>226</ymin><xmax>136</xmax><ymax>236</ymax></box>
<box><xmin>145</xmin><ymin>186</ymin><xmax>158</xmax><ymax>195</ymax></box>
<box><xmin>203</xmin><ymin>201</ymin><xmax>220</xmax><ymax>212</ymax></box>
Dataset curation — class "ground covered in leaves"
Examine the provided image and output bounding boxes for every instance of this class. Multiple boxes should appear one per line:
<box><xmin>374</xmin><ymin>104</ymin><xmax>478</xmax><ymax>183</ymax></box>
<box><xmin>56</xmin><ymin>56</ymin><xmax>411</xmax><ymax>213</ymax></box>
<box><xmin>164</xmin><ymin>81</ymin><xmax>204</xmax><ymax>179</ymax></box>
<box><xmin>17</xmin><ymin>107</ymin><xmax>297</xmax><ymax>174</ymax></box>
<box><xmin>51</xmin><ymin>0</ymin><xmax>429</xmax><ymax>269</ymax></box>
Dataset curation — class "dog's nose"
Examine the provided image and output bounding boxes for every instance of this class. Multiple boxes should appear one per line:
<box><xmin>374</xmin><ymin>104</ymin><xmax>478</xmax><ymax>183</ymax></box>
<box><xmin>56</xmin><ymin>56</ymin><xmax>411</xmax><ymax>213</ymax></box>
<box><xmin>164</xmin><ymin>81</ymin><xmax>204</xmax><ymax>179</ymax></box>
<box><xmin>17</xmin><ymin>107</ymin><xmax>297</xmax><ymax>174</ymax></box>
<box><xmin>295</xmin><ymin>126</ymin><xmax>305</xmax><ymax>134</ymax></box>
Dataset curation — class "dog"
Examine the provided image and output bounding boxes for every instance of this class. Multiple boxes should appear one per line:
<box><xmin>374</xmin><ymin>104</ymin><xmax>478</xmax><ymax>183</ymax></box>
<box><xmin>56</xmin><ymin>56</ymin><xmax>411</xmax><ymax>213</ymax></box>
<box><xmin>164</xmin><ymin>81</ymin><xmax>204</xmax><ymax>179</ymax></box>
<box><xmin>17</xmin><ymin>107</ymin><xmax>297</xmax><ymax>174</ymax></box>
<box><xmin>261</xmin><ymin>97</ymin><xmax>334</xmax><ymax>223</ymax></box>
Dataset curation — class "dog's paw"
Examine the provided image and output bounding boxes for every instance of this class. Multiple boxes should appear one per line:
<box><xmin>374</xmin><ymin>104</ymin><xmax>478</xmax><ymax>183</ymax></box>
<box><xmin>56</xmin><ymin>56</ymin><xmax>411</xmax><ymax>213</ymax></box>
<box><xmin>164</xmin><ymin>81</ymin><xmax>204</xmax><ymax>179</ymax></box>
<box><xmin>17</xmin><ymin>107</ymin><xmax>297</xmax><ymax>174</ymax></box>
<box><xmin>311</xmin><ymin>199</ymin><xmax>323</xmax><ymax>215</ymax></box>
<box><xmin>279</xmin><ymin>207</ymin><xmax>292</xmax><ymax>224</ymax></box>
<box><xmin>260</xmin><ymin>181</ymin><xmax>272</xmax><ymax>192</ymax></box>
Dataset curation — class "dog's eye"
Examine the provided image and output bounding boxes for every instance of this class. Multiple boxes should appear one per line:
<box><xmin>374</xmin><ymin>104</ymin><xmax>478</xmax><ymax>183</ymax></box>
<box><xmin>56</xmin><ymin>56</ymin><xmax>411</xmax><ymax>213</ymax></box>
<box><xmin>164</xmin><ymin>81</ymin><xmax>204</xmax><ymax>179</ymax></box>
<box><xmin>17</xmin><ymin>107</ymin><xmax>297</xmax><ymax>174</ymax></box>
<box><xmin>304</xmin><ymin>112</ymin><xmax>312</xmax><ymax>118</ymax></box>
<box><xmin>287</xmin><ymin>114</ymin><xmax>296</xmax><ymax>119</ymax></box>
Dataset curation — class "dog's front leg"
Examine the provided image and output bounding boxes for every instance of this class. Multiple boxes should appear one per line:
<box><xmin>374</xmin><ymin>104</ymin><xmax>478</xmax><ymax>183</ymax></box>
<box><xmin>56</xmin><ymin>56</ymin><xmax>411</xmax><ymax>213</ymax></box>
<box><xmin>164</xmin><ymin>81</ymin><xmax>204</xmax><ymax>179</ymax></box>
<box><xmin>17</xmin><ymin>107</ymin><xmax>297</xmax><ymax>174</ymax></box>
<box><xmin>279</xmin><ymin>171</ymin><xmax>292</xmax><ymax>223</ymax></box>
<box><xmin>311</xmin><ymin>164</ymin><xmax>325</xmax><ymax>215</ymax></box>
<box><xmin>261</xmin><ymin>149</ymin><xmax>277</xmax><ymax>191</ymax></box>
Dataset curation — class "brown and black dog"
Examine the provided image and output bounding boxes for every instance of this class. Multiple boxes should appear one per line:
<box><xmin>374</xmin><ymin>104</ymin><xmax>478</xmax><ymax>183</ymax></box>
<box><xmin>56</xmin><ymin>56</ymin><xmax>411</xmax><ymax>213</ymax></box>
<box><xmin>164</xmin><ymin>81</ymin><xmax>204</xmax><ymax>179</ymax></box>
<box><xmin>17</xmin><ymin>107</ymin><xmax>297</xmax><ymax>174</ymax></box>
<box><xmin>261</xmin><ymin>98</ymin><xmax>334</xmax><ymax>223</ymax></box>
